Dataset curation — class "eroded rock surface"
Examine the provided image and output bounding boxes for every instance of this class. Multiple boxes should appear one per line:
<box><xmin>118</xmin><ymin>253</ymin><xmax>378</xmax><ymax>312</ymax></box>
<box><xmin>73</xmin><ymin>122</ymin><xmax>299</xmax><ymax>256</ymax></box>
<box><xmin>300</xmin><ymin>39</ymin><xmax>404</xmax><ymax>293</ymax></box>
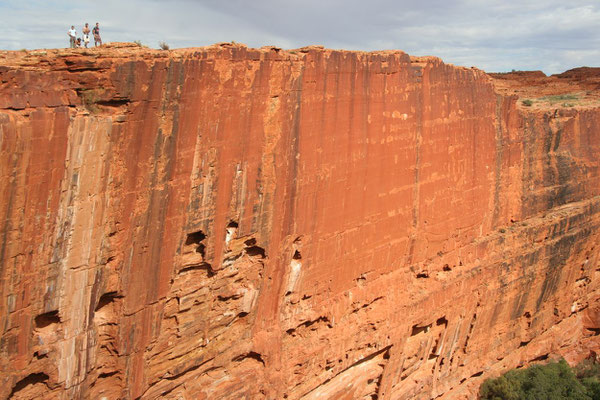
<box><xmin>1</xmin><ymin>43</ymin><xmax>599</xmax><ymax>399</ymax></box>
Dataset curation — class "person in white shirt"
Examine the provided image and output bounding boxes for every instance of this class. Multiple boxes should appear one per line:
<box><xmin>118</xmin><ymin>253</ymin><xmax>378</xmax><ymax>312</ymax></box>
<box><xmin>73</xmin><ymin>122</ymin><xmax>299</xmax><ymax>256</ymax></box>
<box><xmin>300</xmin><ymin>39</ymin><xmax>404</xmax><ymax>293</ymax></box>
<box><xmin>68</xmin><ymin>26</ymin><xmax>77</xmax><ymax>48</ymax></box>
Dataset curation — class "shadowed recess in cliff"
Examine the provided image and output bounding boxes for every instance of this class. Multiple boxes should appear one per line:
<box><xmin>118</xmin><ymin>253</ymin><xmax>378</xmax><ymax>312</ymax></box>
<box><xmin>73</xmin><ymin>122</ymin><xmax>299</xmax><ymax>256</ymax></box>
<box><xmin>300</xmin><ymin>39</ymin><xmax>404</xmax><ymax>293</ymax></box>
<box><xmin>244</xmin><ymin>238</ymin><xmax>266</xmax><ymax>258</ymax></box>
<box><xmin>9</xmin><ymin>373</ymin><xmax>51</xmax><ymax>399</ymax></box>
<box><xmin>185</xmin><ymin>230</ymin><xmax>207</xmax><ymax>256</ymax></box>
<box><xmin>34</xmin><ymin>311</ymin><xmax>60</xmax><ymax>329</ymax></box>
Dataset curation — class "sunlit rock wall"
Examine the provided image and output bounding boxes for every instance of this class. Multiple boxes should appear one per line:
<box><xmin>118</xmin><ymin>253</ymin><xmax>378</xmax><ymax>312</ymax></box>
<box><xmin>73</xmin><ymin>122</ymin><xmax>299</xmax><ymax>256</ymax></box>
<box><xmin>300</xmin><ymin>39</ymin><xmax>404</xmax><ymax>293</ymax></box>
<box><xmin>1</xmin><ymin>44</ymin><xmax>599</xmax><ymax>399</ymax></box>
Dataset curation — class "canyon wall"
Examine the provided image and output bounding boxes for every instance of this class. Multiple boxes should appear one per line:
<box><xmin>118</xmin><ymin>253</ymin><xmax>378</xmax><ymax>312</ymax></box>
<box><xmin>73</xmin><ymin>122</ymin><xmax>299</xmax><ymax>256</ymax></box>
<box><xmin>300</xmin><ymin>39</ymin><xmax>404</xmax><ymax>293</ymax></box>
<box><xmin>1</xmin><ymin>43</ymin><xmax>599</xmax><ymax>399</ymax></box>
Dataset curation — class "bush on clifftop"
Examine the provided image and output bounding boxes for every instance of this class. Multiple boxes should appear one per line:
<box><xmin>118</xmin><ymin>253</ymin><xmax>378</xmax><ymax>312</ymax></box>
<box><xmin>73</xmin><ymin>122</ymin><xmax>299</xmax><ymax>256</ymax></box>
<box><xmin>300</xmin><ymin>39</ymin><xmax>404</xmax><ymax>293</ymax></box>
<box><xmin>480</xmin><ymin>359</ymin><xmax>600</xmax><ymax>400</ymax></box>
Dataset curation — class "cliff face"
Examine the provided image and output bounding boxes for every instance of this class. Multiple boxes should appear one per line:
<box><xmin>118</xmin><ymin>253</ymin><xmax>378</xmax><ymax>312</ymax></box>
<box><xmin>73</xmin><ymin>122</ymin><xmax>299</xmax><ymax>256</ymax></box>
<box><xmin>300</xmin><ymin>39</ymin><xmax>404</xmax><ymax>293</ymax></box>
<box><xmin>1</xmin><ymin>43</ymin><xmax>599</xmax><ymax>399</ymax></box>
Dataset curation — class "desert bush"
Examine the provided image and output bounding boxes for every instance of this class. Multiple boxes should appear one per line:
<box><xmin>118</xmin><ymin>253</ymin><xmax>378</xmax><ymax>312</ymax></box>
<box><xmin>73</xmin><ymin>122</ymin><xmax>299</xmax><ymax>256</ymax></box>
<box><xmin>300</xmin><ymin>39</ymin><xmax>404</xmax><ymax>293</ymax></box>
<box><xmin>480</xmin><ymin>359</ymin><xmax>592</xmax><ymax>399</ymax></box>
<box><xmin>159</xmin><ymin>41</ymin><xmax>170</xmax><ymax>50</ymax></box>
<box><xmin>522</xmin><ymin>99</ymin><xmax>533</xmax><ymax>107</ymax></box>
<box><xmin>542</xmin><ymin>94</ymin><xmax>579</xmax><ymax>102</ymax></box>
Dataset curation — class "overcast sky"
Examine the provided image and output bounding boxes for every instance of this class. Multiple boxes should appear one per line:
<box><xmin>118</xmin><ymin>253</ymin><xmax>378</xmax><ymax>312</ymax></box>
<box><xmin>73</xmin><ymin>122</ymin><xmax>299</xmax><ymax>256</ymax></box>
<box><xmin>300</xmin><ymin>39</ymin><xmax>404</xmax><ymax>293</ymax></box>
<box><xmin>1</xmin><ymin>0</ymin><xmax>599</xmax><ymax>74</ymax></box>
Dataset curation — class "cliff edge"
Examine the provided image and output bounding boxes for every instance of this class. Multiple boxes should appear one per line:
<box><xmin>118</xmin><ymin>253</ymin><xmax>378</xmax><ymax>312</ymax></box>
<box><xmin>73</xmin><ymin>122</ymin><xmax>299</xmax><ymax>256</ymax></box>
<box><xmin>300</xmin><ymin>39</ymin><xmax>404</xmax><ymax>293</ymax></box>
<box><xmin>1</xmin><ymin>43</ymin><xmax>600</xmax><ymax>399</ymax></box>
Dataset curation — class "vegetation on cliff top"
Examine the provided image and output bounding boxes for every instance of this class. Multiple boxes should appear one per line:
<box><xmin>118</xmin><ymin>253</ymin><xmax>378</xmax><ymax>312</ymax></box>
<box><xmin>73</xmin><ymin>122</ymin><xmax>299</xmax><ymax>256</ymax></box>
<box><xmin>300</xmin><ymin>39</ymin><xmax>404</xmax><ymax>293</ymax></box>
<box><xmin>480</xmin><ymin>359</ymin><xmax>600</xmax><ymax>400</ymax></box>
<box><xmin>520</xmin><ymin>92</ymin><xmax>583</xmax><ymax>108</ymax></box>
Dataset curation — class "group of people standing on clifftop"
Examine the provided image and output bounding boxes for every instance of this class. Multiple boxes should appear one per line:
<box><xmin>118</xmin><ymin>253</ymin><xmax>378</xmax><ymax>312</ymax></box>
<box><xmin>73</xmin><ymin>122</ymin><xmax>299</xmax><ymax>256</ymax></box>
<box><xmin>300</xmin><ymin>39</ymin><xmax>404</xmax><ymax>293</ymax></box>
<box><xmin>68</xmin><ymin>23</ymin><xmax>102</xmax><ymax>48</ymax></box>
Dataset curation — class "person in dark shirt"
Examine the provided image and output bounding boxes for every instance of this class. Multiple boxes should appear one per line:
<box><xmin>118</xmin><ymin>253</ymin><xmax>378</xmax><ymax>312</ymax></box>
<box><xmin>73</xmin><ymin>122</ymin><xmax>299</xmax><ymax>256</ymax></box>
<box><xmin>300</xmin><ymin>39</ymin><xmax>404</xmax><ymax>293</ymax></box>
<box><xmin>92</xmin><ymin>23</ymin><xmax>102</xmax><ymax>47</ymax></box>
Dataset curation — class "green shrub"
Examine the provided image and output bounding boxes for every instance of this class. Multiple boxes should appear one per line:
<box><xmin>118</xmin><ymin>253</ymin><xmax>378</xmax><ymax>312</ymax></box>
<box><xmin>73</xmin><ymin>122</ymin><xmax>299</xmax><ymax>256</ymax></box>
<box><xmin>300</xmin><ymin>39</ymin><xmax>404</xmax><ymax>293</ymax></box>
<box><xmin>576</xmin><ymin>358</ymin><xmax>600</xmax><ymax>380</ymax></box>
<box><xmin>542</xmin><ymin>94</ymin><xmax>579</xmax><ymax>102</ymax></box>
<box><xmin>480</xmin><ymin>374</ymin><xmax>521</xmax><ymax>400</ymax></box>
<box><xmin>582</xmin><ymin>378</ymin><xmax>600</xmax><ymax>400</ymax></box>
<box><xmin>538</xmin><ymin>93</ymin><xmax>580</xmax><ymax>105</ymax></box>
<box><xmin>480</xmin><ymin>359</ymin><xmax>592</xmax><ymax>400</ymax></box>
<box><xmin>522</xmin><ymin>99</ymin><xmax>533</xmax><ymax>107</ymax></box>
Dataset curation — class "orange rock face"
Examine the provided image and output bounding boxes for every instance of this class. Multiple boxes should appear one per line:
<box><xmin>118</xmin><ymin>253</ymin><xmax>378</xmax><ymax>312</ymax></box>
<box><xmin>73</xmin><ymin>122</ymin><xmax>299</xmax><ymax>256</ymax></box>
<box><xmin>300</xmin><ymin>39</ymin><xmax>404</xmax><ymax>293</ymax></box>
<box><xmin>1</xmin><ymin>43</ymin><xmax>599</xmax><ymax>399</ymax></box>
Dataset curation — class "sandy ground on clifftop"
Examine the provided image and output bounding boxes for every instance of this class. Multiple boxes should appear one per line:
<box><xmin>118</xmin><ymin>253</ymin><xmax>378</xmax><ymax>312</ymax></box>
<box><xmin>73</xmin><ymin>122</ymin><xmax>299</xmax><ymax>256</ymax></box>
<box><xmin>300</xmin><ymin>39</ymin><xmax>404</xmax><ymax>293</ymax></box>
<box><xmin>488</xmin><ymin>68</ymin><xmax>600</xmax><ymax>110</ymax></box>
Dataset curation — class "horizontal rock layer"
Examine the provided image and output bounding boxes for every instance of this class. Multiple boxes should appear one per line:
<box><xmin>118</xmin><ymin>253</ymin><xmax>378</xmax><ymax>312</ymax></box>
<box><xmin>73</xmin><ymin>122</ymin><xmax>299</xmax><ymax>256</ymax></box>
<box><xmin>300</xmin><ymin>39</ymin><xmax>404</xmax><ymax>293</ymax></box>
<box><xmin>0</xmin><ymin>43</ymin><xmax>599</xmax><ymax>399</ymax></box>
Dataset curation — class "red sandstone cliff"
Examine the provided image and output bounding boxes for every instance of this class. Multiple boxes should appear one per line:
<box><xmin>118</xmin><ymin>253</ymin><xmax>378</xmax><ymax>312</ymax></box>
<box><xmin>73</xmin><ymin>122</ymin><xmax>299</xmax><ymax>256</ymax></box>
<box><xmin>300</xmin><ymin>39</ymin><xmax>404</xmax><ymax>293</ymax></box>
<box><xmin>1</xmin><ymin>42</ymin><xmax>599</xmax><ymax>399</ymax></box>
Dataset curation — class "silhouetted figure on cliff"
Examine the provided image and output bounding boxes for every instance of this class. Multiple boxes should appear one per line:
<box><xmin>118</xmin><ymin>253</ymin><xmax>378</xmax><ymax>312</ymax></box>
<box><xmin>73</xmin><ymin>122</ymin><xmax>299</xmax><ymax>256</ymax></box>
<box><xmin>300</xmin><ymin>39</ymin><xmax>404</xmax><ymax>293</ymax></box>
<box><xmin>93</xmin><ymin>23</ymin><xmax>102</xmax><ymax>46</ymax></box>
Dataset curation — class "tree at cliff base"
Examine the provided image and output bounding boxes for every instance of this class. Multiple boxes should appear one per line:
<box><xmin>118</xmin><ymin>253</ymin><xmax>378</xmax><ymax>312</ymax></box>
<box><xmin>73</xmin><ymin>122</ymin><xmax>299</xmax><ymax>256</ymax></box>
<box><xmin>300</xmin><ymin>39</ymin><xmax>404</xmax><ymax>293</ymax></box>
<box><xmin>480</xmin><ymin>358</ymin><xmax>600</xmax><ymax>400</ymax></box>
